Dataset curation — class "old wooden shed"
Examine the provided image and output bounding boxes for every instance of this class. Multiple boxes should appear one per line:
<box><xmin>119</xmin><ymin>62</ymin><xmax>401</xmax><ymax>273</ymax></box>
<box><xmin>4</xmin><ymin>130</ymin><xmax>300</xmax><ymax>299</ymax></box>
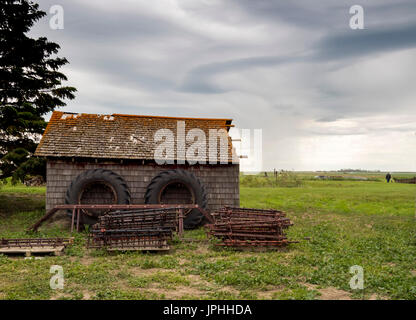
<box><xmin>34</xmin><ymin>111</ymin><xmax>239</xmax><ymax>228</ymax></box>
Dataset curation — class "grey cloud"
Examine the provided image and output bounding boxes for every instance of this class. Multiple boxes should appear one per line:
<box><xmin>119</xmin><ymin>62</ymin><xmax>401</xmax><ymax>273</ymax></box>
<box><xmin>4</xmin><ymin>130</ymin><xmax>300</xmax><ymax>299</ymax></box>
<box><xmin>315</xmin><ymin>22</ymin><xmax>416</xmax><ymax>61</ymax></box>
<box><xmin>316</xmin><ymin>116</ymin><xmax>343</xmax><ymax>123</ymax></box>
<box><xmin>27</xmin><ymin>0</ymin><xmax>416</xmax><ymax>170</ymax></box>
<box><xmin>179</xmin><ymin>55</ymin><xmax>305</xmax><ymax>93</ymax></box>
<box><xmin>37</xmin><ymin>0</ymin><xmax>195</xmax><ymax>41</ymax></box>
<box><xmin>180</xmin><ymin>20</ymin><xmax>416</xmax><ymax>94</ymax></box>
<box><xmin>233</xmin><ymin>0</ymin><xmax>416</xmax><ymax>30</ymax></box>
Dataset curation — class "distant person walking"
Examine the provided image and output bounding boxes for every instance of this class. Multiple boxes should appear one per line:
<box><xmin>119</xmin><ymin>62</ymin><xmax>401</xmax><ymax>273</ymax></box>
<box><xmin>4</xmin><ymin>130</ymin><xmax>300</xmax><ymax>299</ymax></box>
<box><xmin>386</xmin><ymin>172</ymin><xmax>392</xmax><ymax>183</ymax></box>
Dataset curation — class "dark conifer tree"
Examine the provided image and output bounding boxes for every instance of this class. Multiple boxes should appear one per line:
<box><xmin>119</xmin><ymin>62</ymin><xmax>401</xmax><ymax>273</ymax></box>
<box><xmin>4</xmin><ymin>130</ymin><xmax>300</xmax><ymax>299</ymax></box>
<box><xmin>0</xmin><ymin>0</ymin><xmax>76</xmax><ymax>182</ymax></box>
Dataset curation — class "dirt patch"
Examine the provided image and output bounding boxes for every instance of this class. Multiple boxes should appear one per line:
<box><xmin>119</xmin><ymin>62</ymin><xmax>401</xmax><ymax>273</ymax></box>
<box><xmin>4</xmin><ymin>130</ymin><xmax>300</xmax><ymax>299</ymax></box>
<box><xmin>187</xmin><ymin>274</ymin><xmax>218</xmax><ymax>290</ymax></box>
<box><xmin>186</xmin><ymin>274</ymin><xmax>240</xmax><ymax>297</ymax></box>
<box><xmin>82</xmin><ymin>291</ymin><xmax>94</xmax><ymax>300</ymax></box>
<box><xmin>130</xmin><ymin>267</ymin><xmax>174</xmax><ymax>276</ymax></box>
<box><xmin>194</xmin><ymin>245</ymin><xmax>210</xmax><ymax>255</ymax></box>
<box><xmin>79</xmin><ymin>256</ymin><xmax>95</xmax><ymax>266</ymax></box>
<box><xmin>303</xmin><ymin>283</ymin><xmax>351</xmax><ymax>300</ymax></box>
<box><xmin>319</xmin><ymin>287</ymin><xmax>351</xmax><ymax>300</ymax></box>
<box><xmin>411</xmin><ymin>270</ymin><xmax>416</xmax><ymax>276</ymax></box>
<box><xmin>369</xmin><ymin>293</ymin><xmax>388</xmax><ymax>300</ymax></box>
<box><xmin>68</xmin><ymin>255</ymin><xmax>95</xmax><ymax>266</ymax></box>
<box><xmin>50</xmin><ymin>293</ymin><xmax>73</xmax><ymax>300</ymax></box>
<box><xmin>46</xmin><ymin>217</ymin><xmax>72</xmax><ymax>229</ymax></box>
<box><xmin>384</xmin><ymin>262</ymin><xmax>396</xmax><ymax>267</ymax></box>
<box><xmin>147</xmin><ymin>285</ymin><xmax>206</xmax><ymax>299</ymax></box>
<box><xmin>256</xmin><ymin>286</ymin><xmax>286</xmax><ymax>299</ymax></box>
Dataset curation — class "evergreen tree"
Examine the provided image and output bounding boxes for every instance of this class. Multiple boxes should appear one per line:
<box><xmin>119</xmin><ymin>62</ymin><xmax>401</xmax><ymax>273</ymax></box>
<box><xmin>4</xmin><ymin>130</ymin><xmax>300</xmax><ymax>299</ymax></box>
<box><xmin>0</xmin><ymin>0</ymin><xmax>76</xmax><ymax>183</ymax></box>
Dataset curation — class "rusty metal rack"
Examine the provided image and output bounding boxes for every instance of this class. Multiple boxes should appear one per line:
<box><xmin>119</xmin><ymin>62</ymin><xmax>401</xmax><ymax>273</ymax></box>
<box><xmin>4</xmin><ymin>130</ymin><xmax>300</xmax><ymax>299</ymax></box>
<box><xmin>0</xmin><ymin>237</ymin><xmax>74</xmax><ymax>256</ymax></box>
<box><xmin>87</xmin><ymin>228</ymin><xmax>173</xmax><ymax>251</ymax></box>
<box><xmin>206</xmin><ymin>206</ymin><xmax>294</xmax><ymax>248</ymax></box>
<box><xmin>218</xmin><ymin>240</ymin><xmax>290</xmax><ymax>247</ymax></box>
<box><xmin>99</xmin><ymin>208</ymin><xmax>177</xmax><ymax>230</ymax></box>
<box><xmin>29</xmin><ymin>204</ymin><xmax>213</xmax><ymax>233</ymax></box>
<box><xmin>87</xmin><ymin>207</ymin><xmax>181</xmax><ymax>251</ymax></box>
<box><xmin>212</xmin><ymin>206</ymin><xmax>287</xmax><ymax>219</ymax></box>
<box><xmin>28</xmin><ymin>203</ymin><xmax>213</xmax><ymax>252</ymax></box>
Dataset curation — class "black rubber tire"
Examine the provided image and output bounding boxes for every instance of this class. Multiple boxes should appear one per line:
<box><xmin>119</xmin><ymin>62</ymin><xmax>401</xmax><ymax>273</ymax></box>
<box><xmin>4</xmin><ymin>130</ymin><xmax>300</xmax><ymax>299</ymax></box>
<box><xmin>145</xmin><ymin>169</ymin><xmax>208</xmax><ymax>229</ymax></box>
<box><xmin>65</xmin><ymin>169</ymin><xmax>130</xmax><ymax>225</ymax></box>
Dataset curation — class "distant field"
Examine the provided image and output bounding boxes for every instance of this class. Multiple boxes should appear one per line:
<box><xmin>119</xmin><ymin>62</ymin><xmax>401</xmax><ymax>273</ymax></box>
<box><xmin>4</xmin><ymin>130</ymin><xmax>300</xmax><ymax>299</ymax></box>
<box><xmin>242</xmin><ymin>171</ymin><xmax>416</xmax><ymax>182</ymax></box>
<box><xmin>0</xmin><ymin>174</ymin><xmax>415</xmax><ymax>300</ymax></box>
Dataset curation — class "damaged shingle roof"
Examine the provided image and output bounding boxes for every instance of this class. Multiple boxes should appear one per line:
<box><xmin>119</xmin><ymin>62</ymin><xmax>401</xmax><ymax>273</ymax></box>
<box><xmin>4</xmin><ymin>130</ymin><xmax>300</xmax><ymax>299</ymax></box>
<box><xmin>35</xmin><ymin>111</ymin><xmax>237</xmax><ymax>163</ymax></box>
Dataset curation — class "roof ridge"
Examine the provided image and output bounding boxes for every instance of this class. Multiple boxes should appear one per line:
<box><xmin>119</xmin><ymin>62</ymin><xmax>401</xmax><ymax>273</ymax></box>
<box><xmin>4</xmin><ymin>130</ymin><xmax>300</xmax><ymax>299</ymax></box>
<box><xmin>113</xmin><ymin>114</ymin><xmax>232</xmax><ymax>121</ymax></box>
<box><xmin>52</xmin><ymin>111</ymin><xmax>232</xmax><ymax>122</ymax></box>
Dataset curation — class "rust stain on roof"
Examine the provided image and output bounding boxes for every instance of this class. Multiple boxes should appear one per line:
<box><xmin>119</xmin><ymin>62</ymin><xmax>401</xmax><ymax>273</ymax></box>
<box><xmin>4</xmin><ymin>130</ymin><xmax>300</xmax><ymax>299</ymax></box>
<box><xmin>35</xmin><ymin>111</ymin><xmax>236</xmax><ymax>162</ymax></box>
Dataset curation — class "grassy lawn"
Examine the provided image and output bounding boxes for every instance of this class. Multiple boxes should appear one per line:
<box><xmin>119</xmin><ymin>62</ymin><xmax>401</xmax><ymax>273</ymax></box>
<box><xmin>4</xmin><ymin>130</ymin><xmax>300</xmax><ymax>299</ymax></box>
<box><xmin>0</xmin><ymin>177</ymin><xmax>415</xmax><ymax>300</ymax></box>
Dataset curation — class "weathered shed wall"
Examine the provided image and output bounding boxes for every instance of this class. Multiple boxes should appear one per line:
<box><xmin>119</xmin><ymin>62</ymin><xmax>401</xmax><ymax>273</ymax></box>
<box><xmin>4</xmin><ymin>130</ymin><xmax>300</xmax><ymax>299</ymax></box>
<box><xmin>46</xmin><ymin>159</ymin><xmax>239</xmax><ymax>212</ymax></box>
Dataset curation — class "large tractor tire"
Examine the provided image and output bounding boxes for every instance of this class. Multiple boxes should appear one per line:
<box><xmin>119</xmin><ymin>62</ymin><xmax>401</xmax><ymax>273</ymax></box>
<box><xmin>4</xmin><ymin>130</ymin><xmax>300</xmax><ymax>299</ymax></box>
<box><xmin>65</xmin><ymin>169</ymin><xmax>130</xmax><ymax>225</ymax></box>
<box><xmin>145</xmin><ymin>169</ymin><xmax>208</xmax><ymax>229</ymax></box>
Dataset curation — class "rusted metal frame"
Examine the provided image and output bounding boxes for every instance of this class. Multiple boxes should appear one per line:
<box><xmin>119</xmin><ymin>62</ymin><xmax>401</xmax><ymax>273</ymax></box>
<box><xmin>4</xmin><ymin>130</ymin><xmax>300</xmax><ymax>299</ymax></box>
<box><xmin>55</xmin><ymin>204</ymin><xmax>201</xmax><ymax>209</ymax></box>
<box><xmin>88</xmin><ymin>231</ymin><xmax>172</xmax><ymax>248</ymax></box>
<box><xmin>89</xmin><ymin>207</ymin><xmax>179</xmax><ymax>250</ymax></box>
<box><xmin>96</xmin><ymin>210</ymin><xmax>177</xmax><ymax>232</ymax></box>
<box><xmin>177</xmin><ymin>208</ymin><xmax>184</xmax><ymax>238</ymax></box>
<box><xmin>209</xmin><ymin>229</ymin><xmax>287</xmax><ymax>236</ymax></box>
<box><xmin>76</xmin><ymin>208</ymin><xmax>81</xmax><ymax>232</ymax></box>
<box><xmin>208</xmin><ymin>206</ymin><xmax>294</xmax><ymax>248</ymax></box>
<box><xmin>30</xmin><ymin>204</ymin><xmax>213</xmax><ymax>232</ymax></box>
<box><xmin>0</xmin><ymin>237</ymin><xmax>73</xmax><ymax>248</ymax></box>
<box><xmin>30</xmin><ymin>207</ymin><xmax>60</xmax><ymax>232</ymax></box>
<box><xmin>209</xmin><ymin>228</ymin><xmax>290</xmax><ymax>234</ymax></box>
<box><xmin>217</xmin><ymin>240</ymin><xmax>290</xmax><ymax>247</ymax></box>
<box><xmin>88</xmin><ymin>237</ymin><xmax>169</xmax><ymax>249</ymax></box>
<box><xmin>99</xmin><ymin>221</ymin><xmax>176</xmax><ymax>230</ymax></box>
<box><xmin>208</xmin><ymin>232</ymin><xmax>287</xmax><ymax>240</ymax></box>
<box><xmin>210</xmin><ymin>221</ymin><xmax>291</xmax><ymax>227</ymax></box>
<box><xmin>92</xmin><ymin>219</ymin><xmax>174</xmax><ymax>230</ymax></box>
<box><xmin>212</xmin><ymin>215</ymin><xmax>289</xmax><ymax>220</ymax></box>
<box><xmin>99</xmin><ymin>212</ymin><xmax>177</xmax><ymax>223</ymax></box>
<box><xmin>198</xmin><ymin>207</ymin><xmax>214</xmax><ymax>224</ymax></box>
<box><xmin>91</xmin><ymin>235</ymin><xmax>170</xmax><ymax>242</ymax></box>
<box><xmin>91</xmin><ymin>228</ymin><xmax>173</xmax><ymax>235</ymax></box>
<box><xmin>209</xmin><ymin>227</ymin><xmax>290</xmax><ymax>232</ymax></box>
<box><xmin>212</xmin><ymin>213</ymin><xmax>287</xmax><ymax>220</ymax></box>
<box><xmin>101</xmin><ymin>223</ymin><xmax>176</xmax><ymax>231</ymax></box>
<box><xmin>70</xmin><ymin>208</ymin><xmax>76</xmax><ymax>233</ymax></box>
<box><xmin>220</xmin><ymin>206</ymin><xmax>285</xmax><ymax>213</ymax></box>
<box><xmin>106</xmin><ymin>208</ymin><xmax>179</xmax><ymax>216</ymax></box>
<box><xmin>98</xmin><ymin>216</ymin><xmax>176</xmax><ymax>226</ymax></box>
<box><xmin>106</xmin><ymin>211</ymin><xmax>178</xmax><ymax>217</ymax></box>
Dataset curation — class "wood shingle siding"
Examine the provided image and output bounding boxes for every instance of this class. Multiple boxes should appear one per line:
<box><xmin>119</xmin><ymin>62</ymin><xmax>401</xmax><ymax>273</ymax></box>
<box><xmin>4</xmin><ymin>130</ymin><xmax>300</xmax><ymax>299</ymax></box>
<box><xmin>46</xmin><ymin>159</ymin><xmax>239</xmax><ymax>213</ymax></box>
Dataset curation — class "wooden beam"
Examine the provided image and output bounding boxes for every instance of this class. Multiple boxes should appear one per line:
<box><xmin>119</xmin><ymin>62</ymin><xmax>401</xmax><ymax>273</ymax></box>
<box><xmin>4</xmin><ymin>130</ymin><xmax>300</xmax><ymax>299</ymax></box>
<box><xmin>29</xmin><ymin>207</ymin><xmax>59</xmax><ymax>232</ymax></box>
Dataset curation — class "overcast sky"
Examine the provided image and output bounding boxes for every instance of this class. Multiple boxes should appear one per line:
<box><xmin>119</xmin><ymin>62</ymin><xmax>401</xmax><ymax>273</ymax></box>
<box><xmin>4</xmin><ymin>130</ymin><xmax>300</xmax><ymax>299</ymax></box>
<box><xmin>32</xmin><ymin>0</ymin><xmax>416</xmax><ymax>171</ymax></box>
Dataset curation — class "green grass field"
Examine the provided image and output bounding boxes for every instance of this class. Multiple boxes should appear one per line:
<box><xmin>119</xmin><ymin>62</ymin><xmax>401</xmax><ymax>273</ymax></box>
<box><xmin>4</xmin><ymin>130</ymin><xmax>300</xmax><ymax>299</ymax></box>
<box><xmin>0</xmin><ymin>174</ymin><xmax>415</xmax><ymax>300</ymax></box>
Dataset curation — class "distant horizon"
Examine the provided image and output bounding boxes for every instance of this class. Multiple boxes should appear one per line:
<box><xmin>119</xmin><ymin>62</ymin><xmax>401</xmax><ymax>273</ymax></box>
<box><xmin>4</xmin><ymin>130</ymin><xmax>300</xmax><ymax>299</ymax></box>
<box><xmin>241</xmin><ymin>169</ymin><xmax>416</xmax><ymax>173</ymax></box>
